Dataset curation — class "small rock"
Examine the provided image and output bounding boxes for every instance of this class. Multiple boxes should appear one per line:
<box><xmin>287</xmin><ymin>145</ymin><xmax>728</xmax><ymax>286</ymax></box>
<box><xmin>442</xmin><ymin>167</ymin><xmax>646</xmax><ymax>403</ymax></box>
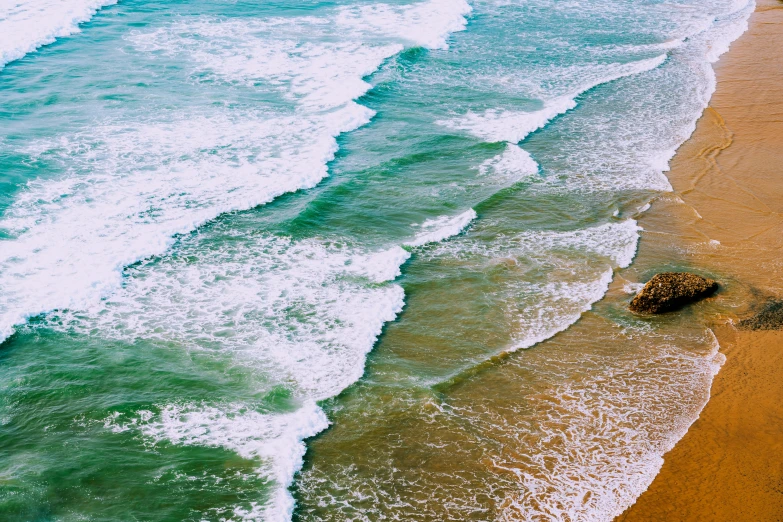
<box><xmin>629</xmin><ymin>272</ymin><xmax>718</xmax><ymax>314</ymax></box>
<box><xmin>737</xmin><ymin>300</ymin><xmax>783</xmax><ymax>330</ymax></box>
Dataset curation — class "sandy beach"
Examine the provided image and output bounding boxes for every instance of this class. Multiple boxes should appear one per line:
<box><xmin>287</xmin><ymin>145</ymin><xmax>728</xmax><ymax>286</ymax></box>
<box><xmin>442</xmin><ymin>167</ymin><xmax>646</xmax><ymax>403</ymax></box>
<box><xmin>617</xmin><ymin>0</ymin><xmax>783</xmax><ymax>519</ymax></box>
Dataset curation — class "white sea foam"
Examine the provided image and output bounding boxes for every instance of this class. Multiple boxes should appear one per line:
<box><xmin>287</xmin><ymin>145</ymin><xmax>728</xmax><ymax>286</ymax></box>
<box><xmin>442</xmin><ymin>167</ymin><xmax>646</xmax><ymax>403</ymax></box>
<box><xmin>49</xmin><ymin>214</ymin><xmax>475</xmax><ymax>519</ymax></box>
<box><xmin>703</xmin><ymin>0</ymin><xmax>754</xmax><ymax>64</ymax></box>
<box><xmin>296</xmin><ymin>331</ymin><xmax>726</xmax><ymax>521</ymax></box>
<box><xmin>48</xmin><ymin>203</ymin><xmax>478</xmax><ymax>516</ymax></box>
<box><xmin>478</xmin><ymin>144</ymin><xmax>540</xmax><ymax>184</ymax></box>
<box><xmin>628</xmin><ymin>0</ymin><xmax>755</xmax><ymax>189</ymax></box>
<box><xmin>0</xmin><ymin>105</ymin><xmax>373</xmax><ymax>343</ymax></box>
<box><xmin>130</xmin><ymin>23</ymin><xmax>403</xmax><ymax>111</ymax></box>
<box><xmin>702</xmin><ymin>0</ymin><xmax>755</xmax><ymax>62</ymax></box>
<box><xmin>128</xmin><ymin>0</ymin><xmax>471</xmax><ymax>110</ymax></box>
<box><xmin>438</xmin><ymin>95</ymin><xmax>577</xmax><ymax>144</ymax></box>
<box><xmin>487</xmin><ymin>5</ymin><xmax>752</xmax><ymax>515</ymax></box>
<box><xmin>623</xmin><ymin>281</ymin><xmax>646</xmax><ymax>294</ymax></box>
<box><xmin>352</xmin><ymin>246</ymin><xmax>412</xmax><ymax>283</ymax></box>
<box><xmin>51</xmin><ymin>234</ymin><xmax>406</xmax><ymax>399</ymax></box>
<box><xmin>453</xmin><ymin>3</ymin><xmax>753</xmax><ymax>197</ymax></box>
<box><xmin>406</xmin><ymin>208</ymin><xmax>477</xmax><ymax>247</ymax></box>
<box><xmin>431</xmin><ymin>220</ymin><xmax>641</xmax><ymax>268</ymax></box>
<box><xmin>296</xmin><ymin>1</ymin><xmax>750</xmax><ymax>520</ymax></box>
<box><xmin>51</xmin><ymin>232</ymin><xmax>406</xmax><ymax>520</ymax></box>
<box><xmin>423</xmin><ymin>220</ymin><xmax>641</xmax><ymax>352</ymax></box>
<box><xmin>105</xmin><ymin>401</ymin><xmax>329</xmax><ymax>522</ymax></box>
<box><xmin>505</xmin><ymin>220</ymin><xmax>640</xmax><ymax>350</ymax></box>
<box><xmin>51</xmin><ymin>208</ymin><xmax>478</xmax><ymax>399</ymax></box>
<box><xmin>336</xmin><ymin>0</ymin><xmax>472</xmax><ymax>50</ymax></box>
<box><xmin>519</xmin><ymin>219</ymin><xmax>642</xmax><ymax>269</ymax></box>
<box><xmin>0</xmin><ymin>0</ymin><xmax>116</xmax><ymax>69</ymax></box>
<box><xmin>492</xmin><ymin>335</ymin><xmax>726</xmax><ymax>522</ymax></box>
<box><xmin>510</xmin><ymin>267</ymin><xmax>615</xmax><ymax>351</ymax></box>
<box><xmin>0</xmin><ymin>2</ymin><xmax>476</xmax><ymax>518</ymax></box>
<box><xmin>437</xmin><ymin>55</ymin><xmax>667</xmax><ymax>143</ymax></box>
<box><xmin>1</xmin><ymin>1</ymin><xmax>758</xmax><ymax>521</ymax></box>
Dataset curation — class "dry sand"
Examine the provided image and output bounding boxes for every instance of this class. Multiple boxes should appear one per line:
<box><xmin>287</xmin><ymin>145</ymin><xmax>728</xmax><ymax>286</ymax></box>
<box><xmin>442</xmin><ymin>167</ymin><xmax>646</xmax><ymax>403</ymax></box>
<box><xmin>616</xmin><ymin>0</ymin><xmax>783</xmax><ymax>520</ymax></box>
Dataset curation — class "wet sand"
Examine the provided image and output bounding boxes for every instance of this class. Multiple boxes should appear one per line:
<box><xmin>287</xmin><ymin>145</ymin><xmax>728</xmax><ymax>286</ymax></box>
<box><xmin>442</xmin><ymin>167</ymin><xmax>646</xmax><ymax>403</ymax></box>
<box><xmin>617</xmin><ymin>0</ymin><xmax>783</xmax><ymax>520</ymax></box>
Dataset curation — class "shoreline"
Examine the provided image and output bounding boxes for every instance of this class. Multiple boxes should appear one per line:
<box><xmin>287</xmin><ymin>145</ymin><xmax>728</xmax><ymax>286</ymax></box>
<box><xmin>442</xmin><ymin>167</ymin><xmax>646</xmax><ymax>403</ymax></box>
<box><xmin>617</xmin><ymin>0</ymin><xmax>783</xmax><ymax>519</ymax></box>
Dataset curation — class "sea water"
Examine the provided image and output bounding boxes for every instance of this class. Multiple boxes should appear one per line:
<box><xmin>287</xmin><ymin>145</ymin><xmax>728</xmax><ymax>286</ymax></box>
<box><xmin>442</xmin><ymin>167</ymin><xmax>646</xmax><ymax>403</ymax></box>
<box><xmin>0</xmin><ymin>0</ymin><xmax>753</xmax><ymax>520</ymax></box>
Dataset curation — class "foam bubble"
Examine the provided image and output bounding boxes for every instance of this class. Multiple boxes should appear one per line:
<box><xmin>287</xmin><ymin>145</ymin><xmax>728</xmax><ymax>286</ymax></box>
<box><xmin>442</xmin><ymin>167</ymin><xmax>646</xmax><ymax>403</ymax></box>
<box><xmin>0</xmin><ymin>0</ymin><xmax>116</xmax><ymax>69</ymax></box>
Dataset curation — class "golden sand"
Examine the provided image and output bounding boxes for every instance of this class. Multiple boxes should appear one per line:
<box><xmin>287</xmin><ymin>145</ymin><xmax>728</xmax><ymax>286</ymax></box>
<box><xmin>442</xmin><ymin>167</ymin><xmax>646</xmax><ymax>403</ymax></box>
<box><xmin>617</xmin><ymin>1</ymin><xmax>783</xmax><ymax>519</ymax></box>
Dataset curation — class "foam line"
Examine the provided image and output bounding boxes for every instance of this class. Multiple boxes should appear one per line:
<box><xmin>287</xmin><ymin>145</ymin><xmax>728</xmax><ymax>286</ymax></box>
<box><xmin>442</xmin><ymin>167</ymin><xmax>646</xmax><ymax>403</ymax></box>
<box><xmin>422</xmin><ymin>220</ymin><xmax>641</xmax><ymax>355</ymax></box>
<box><xmin>0</xmin><ymin>105</ymin><xmax>374</xmax><ymax>344</ymax></box>
<box><xmin>405</xmin><ymin>209</ymin><xmax>477</xmax><ymax>247</ymax></box>
<box><xmin>0</xmin><ymin>0</ymin><xmax>117</xmax><ymax>70</ymax></box>
<box><xmin>507</xmin><ymin>220</ymin><xmax>641</xmax><ymax>351</ymax></box>
<box><xmin>104</xmin><ymin>401</ymin><xmax>330</xmax><ymax>522</ymax></box>
<box><xmin>437</xmin><ymin>55</ymin><xmax>667</xmax><ymax>143</ymax></box>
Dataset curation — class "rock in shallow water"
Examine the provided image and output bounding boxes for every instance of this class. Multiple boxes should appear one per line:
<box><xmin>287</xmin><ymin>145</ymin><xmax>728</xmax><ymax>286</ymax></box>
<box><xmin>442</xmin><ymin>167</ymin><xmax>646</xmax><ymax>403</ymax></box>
<box><xmin>629</xmin><ymin>272</ymin><xmax>718</xmax><ymax>314</ymax></box>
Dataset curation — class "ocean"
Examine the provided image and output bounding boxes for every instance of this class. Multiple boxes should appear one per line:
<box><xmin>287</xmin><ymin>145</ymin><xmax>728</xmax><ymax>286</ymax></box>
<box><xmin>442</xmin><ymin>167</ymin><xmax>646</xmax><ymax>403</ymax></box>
<box><xmin>0</xmin><ymin>0</ymin><xmax>754</xmax><ymax>520</ymax></box>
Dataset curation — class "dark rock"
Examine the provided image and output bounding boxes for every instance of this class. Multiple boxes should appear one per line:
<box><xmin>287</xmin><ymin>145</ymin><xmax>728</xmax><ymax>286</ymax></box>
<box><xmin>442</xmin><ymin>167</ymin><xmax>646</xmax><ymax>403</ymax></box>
<box><xmin>629</xmin><ymin>272</ymin><xmax>718</xmax><ymax>314</ymax></box>
<box><xmin>737</xmin><ymin>300</ymin><xmax>783</xmax><ymax>330</ymax></box>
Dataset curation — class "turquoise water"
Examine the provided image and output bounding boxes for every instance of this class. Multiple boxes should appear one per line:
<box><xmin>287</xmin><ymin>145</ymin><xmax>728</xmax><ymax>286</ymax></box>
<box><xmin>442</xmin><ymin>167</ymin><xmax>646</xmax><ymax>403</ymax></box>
<box><xmin>0</xmin><ymin>0</ymin><xmax>753</xmax><ymax>520</ymax></box>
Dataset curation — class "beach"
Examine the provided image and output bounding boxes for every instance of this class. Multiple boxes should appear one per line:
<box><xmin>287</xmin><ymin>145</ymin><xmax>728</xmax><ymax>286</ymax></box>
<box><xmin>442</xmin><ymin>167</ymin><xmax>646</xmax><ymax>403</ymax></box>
<box><xmin>618</xmin><ymin>0</ymin><xmax>783</xmax><ymax>519</ymax></box>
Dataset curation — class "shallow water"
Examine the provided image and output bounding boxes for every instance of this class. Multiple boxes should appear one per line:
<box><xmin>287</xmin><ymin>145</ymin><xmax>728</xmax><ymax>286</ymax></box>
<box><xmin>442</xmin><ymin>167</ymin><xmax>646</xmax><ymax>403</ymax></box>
<box><xmin>0</xmin><ymin>0</ymin><xmax>753</xmax><ymax>520</ymax></box>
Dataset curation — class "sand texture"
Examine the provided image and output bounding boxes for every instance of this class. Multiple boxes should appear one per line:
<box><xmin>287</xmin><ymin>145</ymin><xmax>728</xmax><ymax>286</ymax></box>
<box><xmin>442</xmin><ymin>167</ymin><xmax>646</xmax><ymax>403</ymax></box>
<box><xmin>616</xmin><ymin>1</ymin><xmax>783</xmax><ymax>520</ymax></box>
